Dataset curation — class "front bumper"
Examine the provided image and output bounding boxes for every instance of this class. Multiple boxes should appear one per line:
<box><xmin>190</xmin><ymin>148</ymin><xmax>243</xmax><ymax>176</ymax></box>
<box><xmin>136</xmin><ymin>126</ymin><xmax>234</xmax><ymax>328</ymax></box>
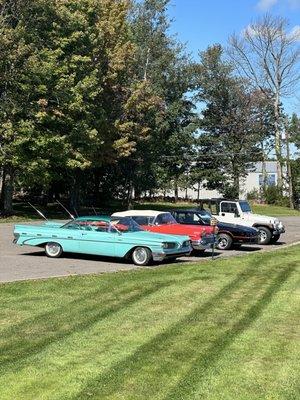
<box><xmin>191</xmin><ymin>235</ymin><xmax>216</xmax><ymax>250</ymax></box>
<box><xmin>234</xmin><ymin>236</ymin><xmax>259</xmax><ymax>244</ymax></box>
<box><xmin>152</xmin><ymin>249</ymin><xmax>191</xmax><ymax>261</ymax></box>
<box><xmin>273</xmin><ymin>226</ymin><xmax>285</xmax><ymax>235</ymax></box>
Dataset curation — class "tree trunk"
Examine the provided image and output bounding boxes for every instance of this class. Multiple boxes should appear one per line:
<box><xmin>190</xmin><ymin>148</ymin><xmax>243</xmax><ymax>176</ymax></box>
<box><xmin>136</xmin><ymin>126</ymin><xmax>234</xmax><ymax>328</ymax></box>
<box><xmin>274</xmin><ymin>93</ymin><xmax>283</xmax><ymax>190</ymax></box>
<box><xmin>174</xmin><ymin>178</ymin><xmax>178</xmax><ymax>203</ymax></box>
<box><xmin>0</xmin><ymin>164</ymin><xmax>14</xmax><ymax>215</ymax></box>
<box><xmin>261</xmin><ymin>142</ymin><xmax>268</xmax><ymax>194</ymax></box>
<box><xmin>285</xmin><ymin>127</ymin><xmax>294</xmax><ymax>209</ymax></box>
<box><xmin>233</xmin><ymin>173</ymin><xmax>240</xmax><ymax>198</ymax></box>
<box><xmin>70</xmin><ymin>171</ymin><xmax>81</xmax><ymax>210</ymax></box>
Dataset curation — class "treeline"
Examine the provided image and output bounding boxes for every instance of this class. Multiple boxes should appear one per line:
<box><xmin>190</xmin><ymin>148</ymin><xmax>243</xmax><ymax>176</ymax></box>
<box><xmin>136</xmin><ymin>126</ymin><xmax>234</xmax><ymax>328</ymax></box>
<box><xmin>0</xmin><ymin>0</ymin><xmax>299</xmax><ymax>215</ymax></box>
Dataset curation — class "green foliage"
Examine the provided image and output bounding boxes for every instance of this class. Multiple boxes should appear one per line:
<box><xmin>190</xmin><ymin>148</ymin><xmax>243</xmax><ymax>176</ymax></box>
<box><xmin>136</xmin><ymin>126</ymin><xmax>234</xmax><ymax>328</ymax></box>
<box><xmin>262</xmin><ymin>185</ymin><xmax>290</xmax><ymax>207</ymax></box>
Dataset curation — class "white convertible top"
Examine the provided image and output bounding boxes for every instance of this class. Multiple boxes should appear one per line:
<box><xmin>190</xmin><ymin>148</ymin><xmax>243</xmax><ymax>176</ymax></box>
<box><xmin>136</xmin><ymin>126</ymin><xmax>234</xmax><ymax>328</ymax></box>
<box><xmin>112</xmin><ymin>210</ymin><xmax>164</xmax><ymax>217</ymax></box>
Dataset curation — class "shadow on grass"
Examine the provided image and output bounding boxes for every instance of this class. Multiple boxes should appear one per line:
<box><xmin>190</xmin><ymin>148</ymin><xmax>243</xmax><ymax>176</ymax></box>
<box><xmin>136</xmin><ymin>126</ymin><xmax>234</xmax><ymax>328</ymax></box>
<box><xmin>0</xmin><ymin>281</ymin><xmax>170</xmax><ymax>372</ymax></box>
<box><xmin>162</xmin><ymin>262</ymin><xmax>296</xmax><ymax>400</ymax></box>
<box><xmin>71</xmin><ymin>254</ymin><xmax>293</xmax><ymax>400</ymax></box>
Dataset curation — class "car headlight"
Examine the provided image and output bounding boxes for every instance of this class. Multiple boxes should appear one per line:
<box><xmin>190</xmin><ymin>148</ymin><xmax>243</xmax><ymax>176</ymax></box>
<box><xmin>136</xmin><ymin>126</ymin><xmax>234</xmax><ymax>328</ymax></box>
<box><xmin>161</xmin><ymin>242</ymin><xmax>176</xmax><ymax>249</ymax></box>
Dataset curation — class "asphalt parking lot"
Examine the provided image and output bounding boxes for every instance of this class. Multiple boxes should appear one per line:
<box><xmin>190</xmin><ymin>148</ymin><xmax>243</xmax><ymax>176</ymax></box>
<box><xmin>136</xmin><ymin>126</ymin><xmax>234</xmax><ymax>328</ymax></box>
<box><xmin>1</xmin><ymin>216</ymin><xmax>300</xmax><ymax>283</ymax></box>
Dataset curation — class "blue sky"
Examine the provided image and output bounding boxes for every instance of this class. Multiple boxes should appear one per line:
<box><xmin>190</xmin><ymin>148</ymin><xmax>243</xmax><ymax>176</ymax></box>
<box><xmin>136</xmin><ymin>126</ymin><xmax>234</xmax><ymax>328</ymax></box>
<box><xmin>167</xmin><ymin>0</ymin><xmax>300</xmax><ymax>114</ymax></box>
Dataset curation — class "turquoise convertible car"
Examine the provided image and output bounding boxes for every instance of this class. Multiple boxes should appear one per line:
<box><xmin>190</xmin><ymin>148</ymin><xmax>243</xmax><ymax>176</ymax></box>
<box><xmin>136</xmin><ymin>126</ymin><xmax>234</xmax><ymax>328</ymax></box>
<box><xmin>13</xmin><ymin>216</ymin><xmax>192</xmax><ymax>266</ymax></box>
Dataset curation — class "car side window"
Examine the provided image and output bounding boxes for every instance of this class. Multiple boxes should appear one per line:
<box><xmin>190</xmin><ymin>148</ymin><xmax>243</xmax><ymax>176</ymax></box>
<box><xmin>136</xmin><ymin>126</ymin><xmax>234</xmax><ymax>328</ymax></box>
<box><xmin>221</xmin><ymin>202</ymin><xmax>238</xmax><ymax>214</ymax></box>
<box><xmin>177</xmin><ymin>212</ymin><xmax>188</xmax><ymax>223</ymax></box>
<box><xmin>64</xmin><ymin>222</ymin><xmax>81</xmax><ymax>230</ymax></box>
<box><xmin>132</xmin><ymin>216</ymin><xmax>149</xmax><ymax>225</ymax></box>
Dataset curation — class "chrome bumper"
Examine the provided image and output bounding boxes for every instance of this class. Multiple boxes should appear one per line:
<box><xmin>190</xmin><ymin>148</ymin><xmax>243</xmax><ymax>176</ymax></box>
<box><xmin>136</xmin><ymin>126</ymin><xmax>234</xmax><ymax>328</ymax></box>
<box><xmin>152</xmin><ymin>249</ymin><xmax>191</xmax><ymax>261</ymax></box>
<box><xmin>273</xmin><ymin>226</ymin><xmax>285</xmax><ymax>235</ymax></box>
<box><xmin>192</xmin><ymin>235</ymin><xmax>216</xmax><ymax>250</ymax></box>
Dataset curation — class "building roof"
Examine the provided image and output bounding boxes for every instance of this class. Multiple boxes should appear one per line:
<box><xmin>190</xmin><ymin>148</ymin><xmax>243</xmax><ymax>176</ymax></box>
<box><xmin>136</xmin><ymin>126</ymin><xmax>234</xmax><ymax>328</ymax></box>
<box><xmin>112</xmin><ymin>210</ymin><xmax>164</xmax><ymax>217</ymax></box>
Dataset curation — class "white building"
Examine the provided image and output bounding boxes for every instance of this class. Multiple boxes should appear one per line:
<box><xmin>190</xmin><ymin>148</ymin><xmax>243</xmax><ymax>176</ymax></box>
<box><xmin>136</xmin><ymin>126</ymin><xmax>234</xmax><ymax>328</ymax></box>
<box><xmin>158</xmin><ymin>161</ymin><xmax>281</xmax><ymax>200</ymax></box>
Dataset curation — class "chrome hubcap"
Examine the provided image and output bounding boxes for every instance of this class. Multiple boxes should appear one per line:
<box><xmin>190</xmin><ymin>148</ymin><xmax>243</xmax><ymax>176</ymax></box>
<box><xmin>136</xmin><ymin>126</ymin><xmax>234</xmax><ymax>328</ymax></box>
<box><xmin>259</xmin><ymin>230</ymin><xmax>267</xmax><ymax>242</ymax></box>
<box><xmin>134</xmin><ymin>248</ymin><xmax>147</xmax><ymax>264</ymax></box>
<box><xmin>46</xmin><ymin>243</ymin><xmax>60</xmax><ymax>256</ymax></box>
<box><xmin>218</xmin><ymin>238</ymin><xmax>228</xmax><ymax>249</ymax></box>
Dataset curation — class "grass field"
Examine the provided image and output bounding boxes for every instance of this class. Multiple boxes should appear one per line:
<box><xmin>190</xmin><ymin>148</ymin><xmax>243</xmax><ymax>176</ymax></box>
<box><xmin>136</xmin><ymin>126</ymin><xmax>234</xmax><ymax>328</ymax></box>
<box><xmin>0</xmin><ymin>246</ymin><xmax>299</xmax><ymax>400</ymax></box>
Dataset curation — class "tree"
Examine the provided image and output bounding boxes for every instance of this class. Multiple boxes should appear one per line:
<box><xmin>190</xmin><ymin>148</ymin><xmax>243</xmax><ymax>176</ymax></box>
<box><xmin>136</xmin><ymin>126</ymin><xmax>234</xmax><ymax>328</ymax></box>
<box><xmin>0</xmin><ymin>0</ymin><xmax>153</xmax><ymax>212</ymax></box>
<box><xmin>128</xmin><ymin>0</ymin><xmax>197</xmax><ymax>202</ymax></box>
<box><xmin>228</xmin><ymin>15</ymin><xmax>300</xmax><ymax>190</ymax></box>
<box><xmin>193</xmin><ymin>45</ymin><xmax>273</xmax><ymax>198</ymax></box>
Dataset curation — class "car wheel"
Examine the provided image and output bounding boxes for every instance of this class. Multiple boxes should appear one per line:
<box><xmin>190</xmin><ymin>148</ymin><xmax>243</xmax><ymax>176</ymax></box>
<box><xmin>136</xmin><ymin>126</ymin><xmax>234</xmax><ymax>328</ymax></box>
<box><xmin>45</xmin><ymin>242</ymin><xmax>63</xmax><ymax>258</ymax></box>
<box><xmin>216</xmin><ymin>233</ymin><xmax>233</xmax><ymax>250</ymax></box>
<box><xmin>132</xmin><ymin>247</ymin><xmax>152</xmax><ymax>266</ymax></box>
<box><xmin>257</xmin><ymin>227</ymin><xmax>272</xmax><ymax>245</ymax></box>
<box><xmin>270</xmin><ymin>234</ymin><xmax>280</xmax><ymax>243</ymax></box>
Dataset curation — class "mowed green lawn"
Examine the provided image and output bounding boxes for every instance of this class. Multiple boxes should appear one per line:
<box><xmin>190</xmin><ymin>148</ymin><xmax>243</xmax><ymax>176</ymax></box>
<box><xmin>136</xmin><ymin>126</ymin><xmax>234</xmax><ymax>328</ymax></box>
<box><xmin>0</xmin><ymin>247</ymin><xmax>299</xmax><ymax>400</ymax></box>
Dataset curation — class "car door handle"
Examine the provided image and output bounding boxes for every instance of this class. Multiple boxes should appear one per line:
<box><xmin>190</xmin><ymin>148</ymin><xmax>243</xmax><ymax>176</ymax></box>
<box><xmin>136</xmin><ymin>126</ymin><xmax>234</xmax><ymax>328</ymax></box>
<box><xmin>81</xmin><ymin>233</ymin><xmax>88</xmax><ymax>236</ymax></box>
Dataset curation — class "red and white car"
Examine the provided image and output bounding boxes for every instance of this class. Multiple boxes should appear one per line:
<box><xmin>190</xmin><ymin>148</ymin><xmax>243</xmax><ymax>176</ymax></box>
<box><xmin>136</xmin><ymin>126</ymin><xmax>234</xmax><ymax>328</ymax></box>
<box><xmin>112</xmin><ymin>210</ymin><xmax>217</xmax><ymax>252</ymax></box>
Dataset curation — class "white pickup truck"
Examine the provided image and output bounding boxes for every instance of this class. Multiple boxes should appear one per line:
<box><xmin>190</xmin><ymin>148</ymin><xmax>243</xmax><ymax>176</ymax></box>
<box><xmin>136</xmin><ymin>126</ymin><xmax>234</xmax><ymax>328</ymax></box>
<box><xmin>199</xmin><ymin>199</ymin><xmax>285</xmax><ymax>245</ymax></box>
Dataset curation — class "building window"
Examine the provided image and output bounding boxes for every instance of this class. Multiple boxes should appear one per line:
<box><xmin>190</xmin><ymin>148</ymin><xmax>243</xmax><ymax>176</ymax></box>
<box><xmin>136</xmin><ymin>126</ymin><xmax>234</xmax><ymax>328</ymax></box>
<box><xmin>259</xmin><ymin>174</ymin><xmax>276</xmax><ymax>186</ymax></box>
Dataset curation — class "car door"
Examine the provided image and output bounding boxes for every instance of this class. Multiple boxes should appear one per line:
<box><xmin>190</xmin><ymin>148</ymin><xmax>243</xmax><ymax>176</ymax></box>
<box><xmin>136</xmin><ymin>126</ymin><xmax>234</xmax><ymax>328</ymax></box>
<box><xmin>218</xmin><ymin>202</ymin><xmax>239</xmax><ymax>223</ymax></box>
<box><xmin>78</xmin><ymin>223</ymin><xmax>116</xmax><ymax>257</ymax></box>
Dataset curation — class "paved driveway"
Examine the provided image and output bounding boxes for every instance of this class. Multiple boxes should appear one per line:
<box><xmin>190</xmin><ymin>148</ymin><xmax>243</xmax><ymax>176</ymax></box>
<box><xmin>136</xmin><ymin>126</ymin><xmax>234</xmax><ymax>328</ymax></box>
<box><xmin>1</xmin><ymin>216</ymin><xmax>300</xmax><ymax>283</ymax></box>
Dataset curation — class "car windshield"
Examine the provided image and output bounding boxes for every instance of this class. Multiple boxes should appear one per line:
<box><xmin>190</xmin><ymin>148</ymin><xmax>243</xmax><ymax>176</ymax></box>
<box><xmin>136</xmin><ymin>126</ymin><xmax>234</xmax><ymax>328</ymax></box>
<box><xmin>110</xmin><ymin>216</ymin><xmax>143</xmax><ymax>232</ymax></box>
<box><xmin>197</xmin><ymin>210</ymin><xmax>212</xmax><ymax>223</ymax></box>
<box><xmin>154</xmin><ymin>213</ymin><xmax>177</xmax><ymax>225</ymax></box>
<box><xmin>239</xmin><ymin>201</ymin><xmax>252</xmax><ymax>213</ymax></box>
<box><xmin>62</xmin><ymin>217</ymin><xmax>143</xmax><ymax>233</ymax></box>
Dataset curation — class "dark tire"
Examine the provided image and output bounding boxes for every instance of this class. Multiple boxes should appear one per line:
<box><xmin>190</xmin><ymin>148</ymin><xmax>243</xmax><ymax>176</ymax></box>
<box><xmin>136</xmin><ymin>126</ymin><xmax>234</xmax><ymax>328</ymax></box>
<box><xmin>270</xmin><ymin>234</ymin><xmax>280</xmax><ymax>243</ymax></box>
<box><xmin>216</xmin><ymin>233</ymin><xmax>233</xmax><ymax>250</ymax></box>
<box><xmin>132</xmin><ymin>247</ymin><xmax>152</xmax><ymax>266</ymax></box>
<box><xmin>257</xmin><ymin>227</ymin><xmax>272</xmax><ymax>245</ymax></box>
<box><xmin>45</xmin><ymin>242</ymin><xmax>63</xmax><ymax>258</ymax></box>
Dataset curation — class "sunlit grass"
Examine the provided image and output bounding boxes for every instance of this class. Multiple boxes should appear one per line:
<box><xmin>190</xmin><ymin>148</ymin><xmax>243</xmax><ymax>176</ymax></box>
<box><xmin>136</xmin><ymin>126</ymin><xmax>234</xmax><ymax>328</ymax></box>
<box><xmin>0</xmin><ymin>246</ymin><xmax>299</xmax><ymax>399</ymax></box>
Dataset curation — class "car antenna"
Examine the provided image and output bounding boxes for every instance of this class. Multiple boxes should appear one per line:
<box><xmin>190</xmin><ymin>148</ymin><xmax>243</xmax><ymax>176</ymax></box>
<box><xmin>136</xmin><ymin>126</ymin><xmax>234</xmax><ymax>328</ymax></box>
<box><xmin>27</xmin><ymin>202</ymin><xmax>48</xmax><ymax>221</ymax></box>
<box><xmin>73</xmin><ymin>207</ymin><xmax>79</xmax><ymax>218</ymax></box>
<box><xmin>56</xmin><ymin>200</ymin><xmax>75</xmax><ymax>220</ymax></box>
<box><xmin>92</xmin><ymin>206</ymin><xmax>97</xmax><ymax>215</ymax></box>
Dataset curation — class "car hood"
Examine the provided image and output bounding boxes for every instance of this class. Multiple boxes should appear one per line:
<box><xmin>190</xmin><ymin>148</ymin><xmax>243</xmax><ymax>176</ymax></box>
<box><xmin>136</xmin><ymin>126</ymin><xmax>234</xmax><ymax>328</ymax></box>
<box><xmin>217</xmin><ymin>221</ymin><xmax>258</xmax><ymax>234</ymax></box>
<box><xmin>241</xmin><ymin>213</ymin><xmax>279</xmax><ymax>225</ymax></box>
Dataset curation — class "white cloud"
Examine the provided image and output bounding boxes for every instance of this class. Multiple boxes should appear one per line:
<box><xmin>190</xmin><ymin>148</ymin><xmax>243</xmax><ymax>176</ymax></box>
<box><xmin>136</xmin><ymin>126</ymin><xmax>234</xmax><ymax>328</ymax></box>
<box><xmin>289</xmin><ymin>25</ymin><xmax>300</xmax><ymax>40</ymax></box>
<box><xmin>256</xmin><ymin>0</ymin><xmax>278</xmax><ymax>11</ymax></box>
<box><xmin>256</xmin><ymin>0</ymin><xmax>300</xmax><ymax>10</ymax></box>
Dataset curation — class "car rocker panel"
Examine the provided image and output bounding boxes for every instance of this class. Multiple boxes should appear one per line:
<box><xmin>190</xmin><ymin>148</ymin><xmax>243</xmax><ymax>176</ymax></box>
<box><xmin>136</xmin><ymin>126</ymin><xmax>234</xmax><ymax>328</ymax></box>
<box><xmin>111</xmin><ymin>210</ymin><xmax>216</xmax><ymax>251</ymax></box>
<box><xmin>13</xmin><ymin>216</ymin><xmax>192</xmax><ymax>266</ymax></box>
